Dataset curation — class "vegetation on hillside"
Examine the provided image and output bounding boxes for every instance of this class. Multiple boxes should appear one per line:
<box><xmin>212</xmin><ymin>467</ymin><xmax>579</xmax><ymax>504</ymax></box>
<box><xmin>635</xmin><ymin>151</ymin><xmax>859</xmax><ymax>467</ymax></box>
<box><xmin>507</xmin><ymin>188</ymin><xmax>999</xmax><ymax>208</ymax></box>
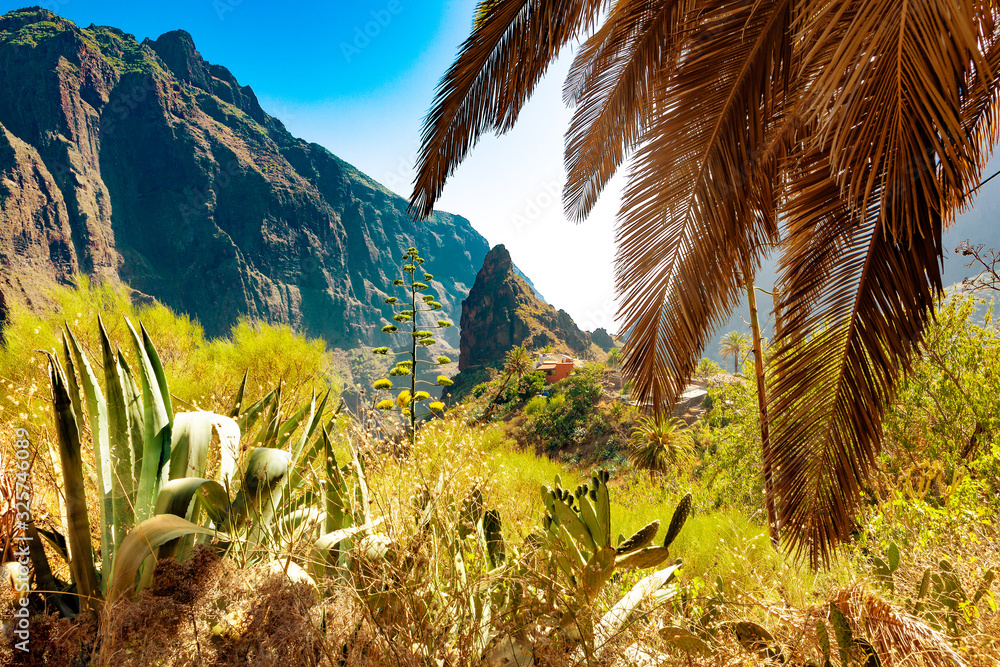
<box><xmin>409</xmin><ymin>0</ymin><xmax>1000</xmax><ymax>567</ymax></box>
<box><xmin>1</xmin><ymin>284</ymin><xmax>997</xmax><ymax>666</ymax></box>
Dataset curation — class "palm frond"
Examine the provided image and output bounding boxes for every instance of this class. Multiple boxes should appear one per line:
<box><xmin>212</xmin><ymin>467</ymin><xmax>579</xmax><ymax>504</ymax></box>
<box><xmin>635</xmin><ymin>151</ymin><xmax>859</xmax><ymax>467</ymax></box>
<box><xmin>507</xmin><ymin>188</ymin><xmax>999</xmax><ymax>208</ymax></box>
<box><xmin>616</xmin><ymin>0</ymin><xmax>790</xmax><ymax>411</ymax></box>
<box><xmin>831</xmin><ymin>587</ymin><xmax>966</xmax><ymax>667</ymax></box>
<box><xmin>409</xmin><ymin>0</ymin><xmax>607</xmax><ymax>217</ymax></box>
<box><xmin>562</xmin><ymin>0</ymin><xmax>688</xmax><ymax>220</ymax></box>
<box><xmin>769</xmin><ymin>139</ymin><xmax>943</xmax><ymax>567</ymax></box>
<box><xmin>798</xmin><ymin>0</ymin><xmax>990</xmax><ymax>237</ymax></box>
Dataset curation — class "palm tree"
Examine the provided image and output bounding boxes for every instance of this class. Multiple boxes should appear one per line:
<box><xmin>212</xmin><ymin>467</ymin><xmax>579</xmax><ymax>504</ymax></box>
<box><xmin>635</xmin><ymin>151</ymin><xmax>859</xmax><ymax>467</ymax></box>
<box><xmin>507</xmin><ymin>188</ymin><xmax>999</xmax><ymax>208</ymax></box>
<box><xmin>409</xmin><ymin>0</ymin><xmax>1000</xmax><ymax>566</ymax></box>
<box><xmin>628</xmin><ymin>415</ymin><xmax>692</xmax><ymax>480</ymax></box>
<box><xmin>480</xmin><ymin>344</ymin><xmax>532</xmax><ymax>422</ymax></box>
<box><xmin>718</xmin><ymin>331</ymin><xmax>751</xmax><ymax>374</ymax></box>
<box><xmin>605</xmin><ymin>347</ymin><xmax>621</xmax><ymax>371</ymax></box>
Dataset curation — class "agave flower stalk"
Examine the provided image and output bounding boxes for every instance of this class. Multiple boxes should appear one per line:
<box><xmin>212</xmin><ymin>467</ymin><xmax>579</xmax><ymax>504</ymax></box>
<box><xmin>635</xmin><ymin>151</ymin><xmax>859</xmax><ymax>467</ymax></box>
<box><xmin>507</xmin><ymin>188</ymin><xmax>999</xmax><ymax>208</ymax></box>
<box><xmin>371</xmin><ymin>246</ymin><xmax>454</xmax><ymax>445</ymax></box>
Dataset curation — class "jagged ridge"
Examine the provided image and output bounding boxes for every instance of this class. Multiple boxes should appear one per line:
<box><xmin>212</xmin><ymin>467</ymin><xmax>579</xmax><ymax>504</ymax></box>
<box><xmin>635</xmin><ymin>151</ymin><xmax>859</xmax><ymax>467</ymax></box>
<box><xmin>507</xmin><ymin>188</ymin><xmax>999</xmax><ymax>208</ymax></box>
<box><xmin>0</xmin><ymin>7</ymin><xmax>489</xmax><ymax>348</ymax></box>
<box><xmin>458</xmin><ymin>244</ymin><xmax>600</xmax><ymax>371</ymax></box>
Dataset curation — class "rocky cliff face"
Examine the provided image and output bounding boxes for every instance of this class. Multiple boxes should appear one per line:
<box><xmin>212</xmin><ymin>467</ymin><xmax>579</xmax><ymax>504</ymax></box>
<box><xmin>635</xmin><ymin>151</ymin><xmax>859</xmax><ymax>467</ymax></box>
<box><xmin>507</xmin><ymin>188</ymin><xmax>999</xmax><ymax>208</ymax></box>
<box><xmin>458</xmin><ymin>244</ymin><xmax>598</xmax><ymax>371</ymax></box>
<box><xmin>0</xmin><ymin>8</ymin><xmax>489</xmax><ymax>348</ymax></box>
<box><xmin>590</xmin><ymin>327</ymin><xmax>616</xmax><ymax>352</ymax></box>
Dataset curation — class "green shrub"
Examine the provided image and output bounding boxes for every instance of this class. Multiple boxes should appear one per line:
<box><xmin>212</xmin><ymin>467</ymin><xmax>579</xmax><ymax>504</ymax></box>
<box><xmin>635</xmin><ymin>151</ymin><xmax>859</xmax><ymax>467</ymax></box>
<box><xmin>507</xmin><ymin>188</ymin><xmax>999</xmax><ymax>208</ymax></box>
<box><xmin>523</xmin><ymin>395</ymin><xmax>547</xmax><ymax>416</ymax></box>
<box><xmin>0</xmin><ymin>278</ymin><xmax>340</xmax><ymax>436</ymax></box>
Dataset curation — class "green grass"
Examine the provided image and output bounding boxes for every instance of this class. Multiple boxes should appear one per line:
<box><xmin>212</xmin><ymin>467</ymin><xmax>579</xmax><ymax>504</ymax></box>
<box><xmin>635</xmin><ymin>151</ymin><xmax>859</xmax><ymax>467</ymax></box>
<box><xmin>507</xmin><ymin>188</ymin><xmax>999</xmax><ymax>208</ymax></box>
<box><xmin>0</xmin><ymin>278</ymin><xmax>340</xmax><ymax>436</ymax></box>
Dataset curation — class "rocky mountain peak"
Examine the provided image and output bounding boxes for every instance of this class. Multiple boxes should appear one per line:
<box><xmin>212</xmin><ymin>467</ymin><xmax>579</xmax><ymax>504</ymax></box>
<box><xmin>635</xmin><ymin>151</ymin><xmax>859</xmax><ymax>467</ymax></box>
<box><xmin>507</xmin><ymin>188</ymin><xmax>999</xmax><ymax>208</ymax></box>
<box><xmin>458</xmin><ymin>244</ymin><xmax>598</xmax><ymax>371</ymax></box>
<box><xmin>0</xmin><ymin>8</ymin><xmax>491</xmax><ymax>353</ymax></box>
<box><xmin>146</xmin><ymin>30</ymin><xmax>209</xmax><ymax>88</ymax></box>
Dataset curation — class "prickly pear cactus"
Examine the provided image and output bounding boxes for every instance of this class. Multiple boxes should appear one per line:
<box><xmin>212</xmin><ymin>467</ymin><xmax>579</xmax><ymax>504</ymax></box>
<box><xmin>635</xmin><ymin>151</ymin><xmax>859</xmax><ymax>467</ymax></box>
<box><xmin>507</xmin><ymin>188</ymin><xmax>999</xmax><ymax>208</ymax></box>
<box><xmin>537</xmin><ymin>472</ymin><xmax>691</xmax><ymax>604</ymax></box>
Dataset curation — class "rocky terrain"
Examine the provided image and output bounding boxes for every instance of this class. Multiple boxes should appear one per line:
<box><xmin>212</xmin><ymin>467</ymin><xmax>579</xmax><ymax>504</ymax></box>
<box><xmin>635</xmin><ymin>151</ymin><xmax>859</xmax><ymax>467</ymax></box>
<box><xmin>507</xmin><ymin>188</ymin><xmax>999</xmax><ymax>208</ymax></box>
<box><xmin>458</xmin><ymin>244</ymin><xmax>601</xmax><ymax>372</ymax></box>
<box><xmin>0</xmin><ymin>8</ymin><xmax>490</xmax><ymax>348</ymax></box>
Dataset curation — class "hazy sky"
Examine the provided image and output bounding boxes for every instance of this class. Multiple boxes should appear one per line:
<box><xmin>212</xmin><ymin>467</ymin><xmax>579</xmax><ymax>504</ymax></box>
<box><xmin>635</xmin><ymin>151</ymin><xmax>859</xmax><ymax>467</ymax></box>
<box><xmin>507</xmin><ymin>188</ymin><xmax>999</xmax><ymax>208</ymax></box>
<box><xmin>4</xmin><ymin>0</ymin><xmax>622</xmax><ymax>331</ymax></box>
<box><xmin>5</xmin><ymin>0</ymin><xmax>999</xmax><ymax>344</ymax></box>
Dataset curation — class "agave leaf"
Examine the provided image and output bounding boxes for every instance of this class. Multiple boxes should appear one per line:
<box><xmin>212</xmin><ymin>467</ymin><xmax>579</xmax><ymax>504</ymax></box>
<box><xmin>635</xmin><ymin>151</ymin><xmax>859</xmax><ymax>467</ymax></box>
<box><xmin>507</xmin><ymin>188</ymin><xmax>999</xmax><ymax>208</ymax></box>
<box><xmin>593</xmin><ymin>563</ymin><xmax>681</xmax><ymax>657</ymax></box>
<box><xmin>310</xmin><ymin>518</ymin><xmax>385</xmax><ymax>580</ymax></box>
<box><xmin>125</xmin><ymin>318</ymin><xmax>172</xmax><ymax>521</ymax></box>
<box><xmin>322</xmin><ymin>428</ymin><xmax>349</xmax><ymax>533</ymax></box>
<box><xmin>25</xmin><ymin>521</ymin><xmax>76</xmax><ymax>617</ymax></box>
<box><xmin>230</xmin><ymin>369</ymin><xmax>249</xmax><ymax>418</ymax></box>
<box><xmin>227</xmin><ymin>447</ymin><xmax>292</xmax><ymax>546</ymax></box>
<box><xmin>154</xmin><ymin>478</ymin><xmax>230</xmax><ymax>559</ymax></box>
<box><xmin>108</xmin><ymin>515</ymin><xmax>216</xmax><ymax>601</ymax></box>
<box><xmin>169</xmin><ymin>412</ymin><xmax>241</xmax><ymax>483</ymax></box>
<box><xmin>236</xmin><ymin>387</ymin><xmax>275</xmax><ymax>435</ymax></box>
<box><xmin>140</xmin><ymin>321</ymin><xmax>173</xmax><ymax>423</ymax></box>
<box><xmin>61</xmin><ymin>334</ymin><xmax>84</xmax><ymax>427</ymax></box>
<box><xmin>117</xmin><ymin>348</ymin><xmax>145</xmax><ymax>487</ymax></box>
<box><xmin>290</xmin><ymin>390</ymin><xmax>330</xmax><ymax>462</ymax></box>
<box><xmin>99</xmin><ymin>317</ymin><xmax>137</xmax><ymax>550</ymax></box>
<box><xmin>46</xmin><ymin>353</ymin><xmax>101</xmax><ymax>612</ymax></box>
<box><xmin>276</xmin><ymin>508</ymin><xmax>323</xmax><ymax>543</ymax></box>
<box><xmin>66</xmin><ymin>325</ymin><xmax>116</xmax><ymax>593</ymax></box>
<box><xmin>347</xmin><ymin>438</ymin><xmax>371</xmax><ymax>525</ymax></box>
<box><xmin>252</xmin><ymin>384</ymin><xmax>283</xmax><ymax>447</ymax></box>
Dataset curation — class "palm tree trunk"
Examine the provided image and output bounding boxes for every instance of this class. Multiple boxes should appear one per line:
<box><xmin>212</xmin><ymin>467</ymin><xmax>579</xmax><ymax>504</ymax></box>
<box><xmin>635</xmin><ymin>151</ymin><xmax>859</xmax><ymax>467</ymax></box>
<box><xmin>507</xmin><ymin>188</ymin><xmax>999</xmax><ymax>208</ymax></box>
<box><xmin>747</xmin><ymin>279</ymin><xmax>779</xmax><ymax>548</ymax></box>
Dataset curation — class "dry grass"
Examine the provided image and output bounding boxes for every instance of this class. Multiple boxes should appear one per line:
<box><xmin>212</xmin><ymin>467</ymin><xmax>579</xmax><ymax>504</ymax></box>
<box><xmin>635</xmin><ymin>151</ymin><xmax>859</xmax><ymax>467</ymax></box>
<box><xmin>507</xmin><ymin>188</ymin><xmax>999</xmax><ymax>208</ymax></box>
<box><xmin>2</xmin><ymin>399</ymin><xmax>997</xmax><ymax>666</ymax></box>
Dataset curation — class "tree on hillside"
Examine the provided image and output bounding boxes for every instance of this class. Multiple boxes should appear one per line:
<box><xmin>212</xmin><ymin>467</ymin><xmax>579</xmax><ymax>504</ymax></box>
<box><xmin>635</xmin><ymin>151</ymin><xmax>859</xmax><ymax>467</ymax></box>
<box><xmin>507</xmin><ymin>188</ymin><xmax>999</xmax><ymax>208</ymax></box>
<box><xmin>604</xmin><ymin>347</ymin><xmax>621</xmax><ymax>372</ymax></box>
<box><xmin>480</xmin><ymin>344</ymin><xmax>532</xmax><ymax>422</ymax></box>
<box><xmin>719</xmin><ymin>330</ymin><xmax>751</xmax><ymax>375</ymax></box>
<box><xmin>408</xmin><ymin>0</ymin><xmax>1000</xmax><ymax>565</ymax></box>
<box><xmin>628</xmin><ymin>415</ymin><xmax>692</xmax><ymax>481</ymax></box>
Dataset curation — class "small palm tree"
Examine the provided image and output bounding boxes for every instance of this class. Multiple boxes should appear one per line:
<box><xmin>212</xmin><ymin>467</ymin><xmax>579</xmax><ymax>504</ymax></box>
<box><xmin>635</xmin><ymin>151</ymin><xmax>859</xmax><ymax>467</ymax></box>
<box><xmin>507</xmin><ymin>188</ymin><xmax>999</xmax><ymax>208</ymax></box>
<box><xmin>628</xmin><ymin>415</ymin><xmax>692</xmax><ymax>480</ymax></box>
<box><xmin>695</xmin><ymin>358</ymin><xmax>721</xmax><ymax>379</ymax></box>
<box><xmin>605</xmin><ymin>347</ymin><xmax>621</xmax><ymax>372</ymax></box>
<box><xmin>480</xmin><ymin>344</ymin><xmax>532</xmax><ymax>421</ymax></box>
<box><xmin>719</xmin><ymin>331</ymin><xmax>751</xmax><ymax>374</ymax></box>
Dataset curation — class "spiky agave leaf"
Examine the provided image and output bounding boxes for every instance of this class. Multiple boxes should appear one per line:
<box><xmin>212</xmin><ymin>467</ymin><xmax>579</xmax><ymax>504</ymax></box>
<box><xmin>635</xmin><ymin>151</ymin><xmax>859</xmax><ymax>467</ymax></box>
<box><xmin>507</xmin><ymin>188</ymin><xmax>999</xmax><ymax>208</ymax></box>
<box><xmin>45</xmin><ymin>353</ymin><xmax>101</xmax><ymax>611</ymax></box>
<box><xmin>108</xmin><ymin>515</ymin><xmax>217</xmax><ymax>601</ymax></box>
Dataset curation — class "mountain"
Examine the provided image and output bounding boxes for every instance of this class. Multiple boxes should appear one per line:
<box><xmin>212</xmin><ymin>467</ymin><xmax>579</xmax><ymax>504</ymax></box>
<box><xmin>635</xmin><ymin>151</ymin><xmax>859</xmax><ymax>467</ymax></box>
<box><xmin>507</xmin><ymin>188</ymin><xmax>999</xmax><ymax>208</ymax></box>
<box><xmin>0</xmin><ymin>7</ymin><xmax>490</xmax><ymax>349</ymax></box>
<box><xmin>458</xmin><ymin>244</ymin><xmax>601</xmax><ymax>372</ymax></box>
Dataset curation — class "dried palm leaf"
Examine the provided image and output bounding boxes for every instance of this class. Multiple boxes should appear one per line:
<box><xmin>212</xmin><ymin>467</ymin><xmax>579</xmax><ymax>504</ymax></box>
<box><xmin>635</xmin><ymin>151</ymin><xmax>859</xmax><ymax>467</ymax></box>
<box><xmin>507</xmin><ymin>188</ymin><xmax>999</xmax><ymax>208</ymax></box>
<box><xmin>831</xmin><ymin>587</ymin><xmax>966</xmax><ymax>667</ymax></box>
<box><xmin>410</xmin><ymin>0</ymin><xmax>608</xmax><ymax>218</ymax></box>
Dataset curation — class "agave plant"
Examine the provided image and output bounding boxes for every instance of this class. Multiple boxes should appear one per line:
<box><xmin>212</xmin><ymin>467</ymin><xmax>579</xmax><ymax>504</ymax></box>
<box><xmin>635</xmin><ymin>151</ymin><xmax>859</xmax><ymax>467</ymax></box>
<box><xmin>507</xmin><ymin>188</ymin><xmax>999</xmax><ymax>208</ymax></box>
<box><xmin>36</xmin><ymin>318</ymin><xmax>333</xmax><ymax>614</ymax></box>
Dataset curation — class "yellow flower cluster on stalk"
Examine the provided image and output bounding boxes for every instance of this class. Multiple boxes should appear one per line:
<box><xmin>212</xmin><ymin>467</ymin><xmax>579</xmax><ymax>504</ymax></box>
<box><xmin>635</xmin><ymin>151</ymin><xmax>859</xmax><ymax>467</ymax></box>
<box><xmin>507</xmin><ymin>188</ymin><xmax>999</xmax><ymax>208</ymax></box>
<box><xmin>371</xmin><ymin>246</ymin><xmax>455</xmax><ymax>445</ymax></box>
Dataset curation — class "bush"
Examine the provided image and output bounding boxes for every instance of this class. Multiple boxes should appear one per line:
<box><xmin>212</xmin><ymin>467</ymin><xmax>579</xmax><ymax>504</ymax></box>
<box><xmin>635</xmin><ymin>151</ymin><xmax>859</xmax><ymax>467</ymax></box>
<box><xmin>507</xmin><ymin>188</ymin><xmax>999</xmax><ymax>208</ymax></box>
<box><xmin>0</xmin><ymin>278</ymin><xmax>340</xmax><ymax>436</ymax></box>
<box><xmin>523</xmin><ymin>395</ymin><xmax>547</xmax><ymax>416</ymax></box>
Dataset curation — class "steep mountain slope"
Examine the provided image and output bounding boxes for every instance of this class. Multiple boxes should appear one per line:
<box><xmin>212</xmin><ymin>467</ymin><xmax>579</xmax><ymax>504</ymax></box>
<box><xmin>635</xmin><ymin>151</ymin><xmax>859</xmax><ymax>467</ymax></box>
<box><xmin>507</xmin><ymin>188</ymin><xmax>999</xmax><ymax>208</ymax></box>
<box><xmin>0</xmin><ymin>8</ymin><xmax>488</xmax><ymax>348</ymax></box>
<box><xmin>458</xmin><ymin>244</ymin><xmax>600</xmax><ymax>371</ymax></box>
